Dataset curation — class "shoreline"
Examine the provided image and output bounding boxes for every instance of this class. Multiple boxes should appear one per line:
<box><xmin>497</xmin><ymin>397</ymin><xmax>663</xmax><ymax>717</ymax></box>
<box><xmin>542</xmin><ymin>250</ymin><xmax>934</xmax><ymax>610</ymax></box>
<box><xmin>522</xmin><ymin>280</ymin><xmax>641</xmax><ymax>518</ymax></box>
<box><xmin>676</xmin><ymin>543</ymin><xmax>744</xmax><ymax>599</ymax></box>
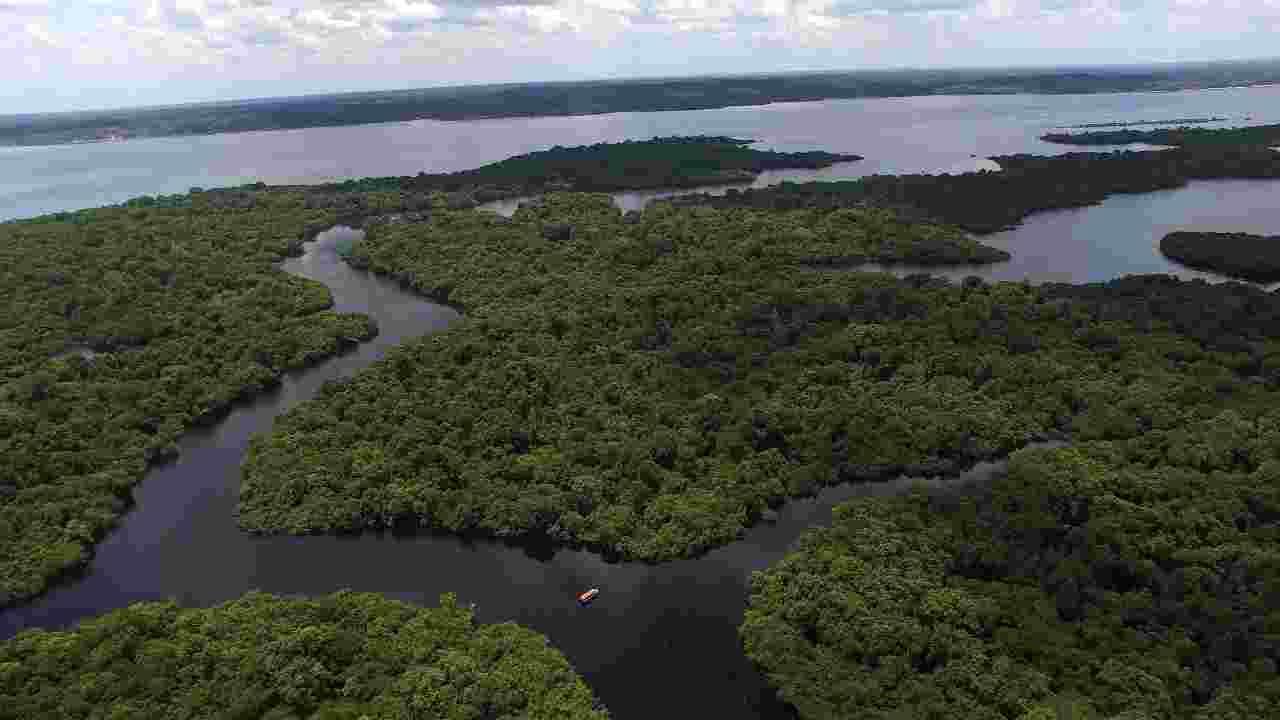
<box><xmin>6</xmin><ymin>79</ymin><xmax>1280</xmax><ymax>150</ymax></box>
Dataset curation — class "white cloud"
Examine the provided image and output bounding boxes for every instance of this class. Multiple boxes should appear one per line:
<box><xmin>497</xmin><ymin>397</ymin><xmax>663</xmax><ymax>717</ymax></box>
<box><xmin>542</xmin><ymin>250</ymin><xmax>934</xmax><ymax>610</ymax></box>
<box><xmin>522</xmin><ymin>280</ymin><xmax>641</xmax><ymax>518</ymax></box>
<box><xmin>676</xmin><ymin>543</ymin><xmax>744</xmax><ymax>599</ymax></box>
<box><xmin>8</xmin><ymin>0</ymin><xmax>1280</xmax><ymax>113</ymax></box>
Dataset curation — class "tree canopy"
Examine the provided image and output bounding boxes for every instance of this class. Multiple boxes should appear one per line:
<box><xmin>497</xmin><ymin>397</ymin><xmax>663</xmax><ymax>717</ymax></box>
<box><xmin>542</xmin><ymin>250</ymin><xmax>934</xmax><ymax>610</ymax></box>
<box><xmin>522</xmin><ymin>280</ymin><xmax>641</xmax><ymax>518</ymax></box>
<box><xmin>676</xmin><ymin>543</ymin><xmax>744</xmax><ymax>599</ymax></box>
<box><xmin>240</xmin><ymin>191</ymin><xmax>1280</xmax><ymax>568</ymax></box>
<box><xmin>0</xmin><ymin>590</ymin><xmax>608</xmax><ymax>720</ymax></box>
<box><xmin>0</xmin><ymin>191</ymin><xmax>389</xmax><ymax>606</ymax></box>
<box><xmin>742</xmin><ymin>436</ymin><xmax>1280</xmax><ymax>719</ymax></box>
<box><xmin>1159</xmin><ymin>231</ymin><xmax>1280</xmax><ymax>282</ymax></box>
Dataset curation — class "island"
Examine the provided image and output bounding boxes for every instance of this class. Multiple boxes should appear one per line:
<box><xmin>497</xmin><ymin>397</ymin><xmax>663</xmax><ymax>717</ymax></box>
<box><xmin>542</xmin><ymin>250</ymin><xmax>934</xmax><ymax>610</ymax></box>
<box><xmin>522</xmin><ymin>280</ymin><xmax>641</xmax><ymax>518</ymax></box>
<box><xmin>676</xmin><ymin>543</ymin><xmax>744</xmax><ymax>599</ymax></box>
<box><xmin>239</xmin><ymin>182</ymin><xmax>1280</xmax><ymax>566</ymax></box>
<box><xmin>1160</xmin><ymin>230</ymin><xmax>1280</xmax><ymax>282</ymax></box>
<box><xmin>318</xmin><ymin>135</ymin><xmax>862</xmax><ymax>197</ymax></box>
<box><xmin>0</xmin><ymin>591</ymin><xmax>608</xmax><ymax>719</ymax></box>
<box><xmin>1042</xmin><ymin>121</ymin><xmax>1280</xmax><ymax>147</ymax></box>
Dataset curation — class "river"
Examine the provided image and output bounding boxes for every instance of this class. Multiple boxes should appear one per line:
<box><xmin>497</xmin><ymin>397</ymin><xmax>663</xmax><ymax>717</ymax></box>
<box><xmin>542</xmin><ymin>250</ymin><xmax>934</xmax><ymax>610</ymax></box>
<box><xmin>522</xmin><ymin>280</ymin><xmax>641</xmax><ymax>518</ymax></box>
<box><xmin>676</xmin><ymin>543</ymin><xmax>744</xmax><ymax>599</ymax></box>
<box><xmin>5</xmin><ymin>86</ymin><xmax>1280</xmax><ymax>717</ymax></box>
<box><xmin>0</xmin><ymin>226</ymin><xmax>1028</xmax><ymax>718</ymax></box>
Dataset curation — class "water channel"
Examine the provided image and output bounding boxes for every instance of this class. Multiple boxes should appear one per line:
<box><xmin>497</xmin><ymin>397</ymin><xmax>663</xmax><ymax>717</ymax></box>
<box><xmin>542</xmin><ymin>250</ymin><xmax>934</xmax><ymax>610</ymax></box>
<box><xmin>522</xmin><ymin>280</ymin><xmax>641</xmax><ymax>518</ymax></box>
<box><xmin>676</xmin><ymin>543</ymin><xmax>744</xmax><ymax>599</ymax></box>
<box><xmin>1</xmin><ymin>226</ymin><xmax>1033</xmax><ymax>718</ymax></box>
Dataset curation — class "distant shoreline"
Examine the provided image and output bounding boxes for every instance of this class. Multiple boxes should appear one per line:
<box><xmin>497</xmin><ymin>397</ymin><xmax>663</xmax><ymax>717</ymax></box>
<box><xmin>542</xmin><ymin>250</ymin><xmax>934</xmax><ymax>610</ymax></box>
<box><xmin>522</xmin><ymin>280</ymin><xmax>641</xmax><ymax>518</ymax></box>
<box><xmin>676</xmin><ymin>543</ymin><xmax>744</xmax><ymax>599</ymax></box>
<box><xmin>6</xmin><ymin>66</ymin><xmax>1280</xmax><ymax>149</ymax></box>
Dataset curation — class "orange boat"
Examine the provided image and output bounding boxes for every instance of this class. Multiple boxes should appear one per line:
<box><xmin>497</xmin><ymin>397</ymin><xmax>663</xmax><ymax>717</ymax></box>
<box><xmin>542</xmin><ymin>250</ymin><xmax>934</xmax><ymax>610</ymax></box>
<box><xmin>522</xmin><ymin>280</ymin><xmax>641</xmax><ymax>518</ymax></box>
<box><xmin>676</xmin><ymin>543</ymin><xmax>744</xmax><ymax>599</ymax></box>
<box><xmin>577</xmin><ymin>588</ymin><xmax>600</xmax><ymax>605</ymax></box>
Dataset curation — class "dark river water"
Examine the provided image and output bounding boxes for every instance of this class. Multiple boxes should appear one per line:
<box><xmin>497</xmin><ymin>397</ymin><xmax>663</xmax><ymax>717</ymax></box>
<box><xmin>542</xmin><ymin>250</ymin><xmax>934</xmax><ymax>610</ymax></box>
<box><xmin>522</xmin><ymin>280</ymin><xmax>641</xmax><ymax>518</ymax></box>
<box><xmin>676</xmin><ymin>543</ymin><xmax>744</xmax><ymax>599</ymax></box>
<box><xmin>4</xmin><ymin>86</ymin><xmax>1280</xmax><ymax>718</ymax></box>
<box><xmin>0</xmin><ymin>227</ymin><xmax>1020</xmax><ymax>718</ymax></box>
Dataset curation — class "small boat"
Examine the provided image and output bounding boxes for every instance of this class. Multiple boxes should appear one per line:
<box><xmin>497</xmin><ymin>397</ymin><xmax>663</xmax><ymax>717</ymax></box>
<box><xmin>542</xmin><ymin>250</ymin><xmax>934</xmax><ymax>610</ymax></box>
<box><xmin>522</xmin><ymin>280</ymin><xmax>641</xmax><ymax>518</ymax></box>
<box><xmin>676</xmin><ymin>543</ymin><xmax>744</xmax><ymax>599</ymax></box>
<box><xmin>576</xmin><ymin>588</ymin><xmax>600</xmax><ymax>605</ymax></box>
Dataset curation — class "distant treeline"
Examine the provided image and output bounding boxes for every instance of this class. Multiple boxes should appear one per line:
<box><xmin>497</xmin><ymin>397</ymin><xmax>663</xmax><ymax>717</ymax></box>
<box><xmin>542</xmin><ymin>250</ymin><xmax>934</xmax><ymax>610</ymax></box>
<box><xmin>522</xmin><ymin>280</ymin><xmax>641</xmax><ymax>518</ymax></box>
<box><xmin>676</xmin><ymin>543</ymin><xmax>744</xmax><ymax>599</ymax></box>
<box><xmin>7</xmin><ymin>60</ymin><xmax>1280</xmax><ymax>146</ymax></box>
<box><xmin>1043</xmin><ymin>122</ymin><xmax>1280</xmax><ymax>147</ymax></box>
<box><xmin>668</xmin><ymin>146</ymin><xmax>1280</xmax><ymax>233</ymax></box>
<box><xmin>1068</xmin><ymin>116</ymin><xmax>1227</xmax><ymax>128</ymax></box>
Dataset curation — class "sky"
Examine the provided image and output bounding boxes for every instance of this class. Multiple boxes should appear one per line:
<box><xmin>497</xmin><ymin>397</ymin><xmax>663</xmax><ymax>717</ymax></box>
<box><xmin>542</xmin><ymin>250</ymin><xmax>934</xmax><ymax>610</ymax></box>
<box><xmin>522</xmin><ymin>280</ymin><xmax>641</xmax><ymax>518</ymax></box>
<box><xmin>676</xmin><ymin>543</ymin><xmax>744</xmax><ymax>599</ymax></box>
<box><xmin>5</xmin><ymin>0</ymin><xmax>1280</xmax><ymax>115</ymax></box>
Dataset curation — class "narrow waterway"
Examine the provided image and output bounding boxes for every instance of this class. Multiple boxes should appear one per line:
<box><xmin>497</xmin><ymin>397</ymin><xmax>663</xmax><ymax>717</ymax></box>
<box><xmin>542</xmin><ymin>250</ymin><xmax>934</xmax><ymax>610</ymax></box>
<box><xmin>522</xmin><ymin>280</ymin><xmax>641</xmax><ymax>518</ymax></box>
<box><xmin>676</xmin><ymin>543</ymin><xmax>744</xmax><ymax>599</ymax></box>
<box><xmin>0</xmin><ymin>225</ymin><xmax>1033</xmax><ymax>719</ymax></box>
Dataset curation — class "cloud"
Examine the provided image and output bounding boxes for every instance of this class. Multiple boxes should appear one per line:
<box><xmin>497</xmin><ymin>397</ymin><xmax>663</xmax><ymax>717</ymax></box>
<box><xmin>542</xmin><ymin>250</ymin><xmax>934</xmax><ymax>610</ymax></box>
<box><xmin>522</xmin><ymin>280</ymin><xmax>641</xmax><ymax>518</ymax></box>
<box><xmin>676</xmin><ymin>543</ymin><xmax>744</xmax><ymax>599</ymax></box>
<box><xmin>8</xmin><ymin>0</ymin><xmax>1280</xmax><ymax>114</ymax></box>
<box><xmin>825</xmin><ymin>0</ymin><xmax>979</xmax><ymax>15</ymax></box>
<box><xmin>0</xmin><ymin>0</ymin><xmax>52</xmax><ymax>13</ymax></box>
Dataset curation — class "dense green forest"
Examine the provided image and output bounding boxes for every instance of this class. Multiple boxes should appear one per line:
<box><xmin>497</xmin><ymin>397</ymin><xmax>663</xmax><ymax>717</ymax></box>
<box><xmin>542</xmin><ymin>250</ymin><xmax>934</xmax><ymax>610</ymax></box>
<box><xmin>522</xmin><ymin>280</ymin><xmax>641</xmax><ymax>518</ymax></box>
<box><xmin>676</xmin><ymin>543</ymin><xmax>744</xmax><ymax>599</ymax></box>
<box><xmin>1160</xmin><ymin>231</ymin><xmax>1280</xmax><ymax>282</ymax></box>
<box><xmin>314</xmin><ymin>136</ymin><xmax>861</xmax><ymax>197</ymax></box>
<box><xmin>0</xmin><ymin>191</ymin><xmax>401</xmax><ymax>607</ymax></box>
<box><xmin>1042</xmin><ymin>122</ymin><xmax>1280</xmax><ymax>147</ymax></box>
<box><xmin>0</xmin><ymin>137</ymin><xmax>874</xmax><ymax>607</ymax></box>
<box><xmin>0</xmin><ymin>591</ymin><xmax>608</xmax><ymax>719</ymax></box>
<box><xmin>239</xmin><ymin>188</ymin><xmax>1280</xmax><ymax>570</ymax></box>
<box><xmin>237</xmin><ymin>196</ymin><xmax>1011</xmax><ymax>554</ymax></box>
<box><xmin>9</xmin><ymin>60</ymin><xmax>1280</xmax><ymax>146</ymax></box>
<box><xmin>742</xmin><ymin>437</ymin><xmax>1280</xmax><ymax>719</ymax></box>
<box><xmin>670</xmin><ymin>146</ymin><xmax>1280</xmax><ymax>233</ymax></box>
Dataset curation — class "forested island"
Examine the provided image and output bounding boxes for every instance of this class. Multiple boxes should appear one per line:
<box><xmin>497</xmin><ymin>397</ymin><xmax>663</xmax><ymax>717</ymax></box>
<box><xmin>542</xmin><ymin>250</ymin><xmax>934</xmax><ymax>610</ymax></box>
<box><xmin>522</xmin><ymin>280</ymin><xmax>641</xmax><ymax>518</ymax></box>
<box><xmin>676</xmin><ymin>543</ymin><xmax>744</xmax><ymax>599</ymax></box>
<box><xmin>6</xmin><ymin>59</ymin><xmax>1280</xmax><ymax>146</ymax></box>
<box><xmin>316</xmin><ymin>136</ymin><xmax>861</xmax><ymax>198</ymax></box>
<box><xmin>670</xmin><ymin>145</ymin><xmax>1280</xmax><ymax>233</ymax></box>
<box><xmin>1160</xmin><ymin>231</ymin><xmax>1280</xmax><ymax>282</ymax></box>
<box><xmin>0</xmin><ymin>591</ymin><xmax>608</xmax><ymax>719</ymax></box>
<box><xmin>1042</xmin><ymin>122</ymin><xmax>1280</xmax><ymax>147</ymax></box>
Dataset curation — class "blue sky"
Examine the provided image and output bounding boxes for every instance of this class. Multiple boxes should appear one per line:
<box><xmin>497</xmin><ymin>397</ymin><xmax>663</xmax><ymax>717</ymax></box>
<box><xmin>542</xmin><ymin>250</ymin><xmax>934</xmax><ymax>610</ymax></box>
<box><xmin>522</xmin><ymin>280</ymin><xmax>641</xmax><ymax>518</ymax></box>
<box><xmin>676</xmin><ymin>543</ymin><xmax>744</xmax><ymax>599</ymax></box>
<box><xmin>5</xmin><ymin>0</ymin><xmax>1280</xmax><ymax>115</ymax></box>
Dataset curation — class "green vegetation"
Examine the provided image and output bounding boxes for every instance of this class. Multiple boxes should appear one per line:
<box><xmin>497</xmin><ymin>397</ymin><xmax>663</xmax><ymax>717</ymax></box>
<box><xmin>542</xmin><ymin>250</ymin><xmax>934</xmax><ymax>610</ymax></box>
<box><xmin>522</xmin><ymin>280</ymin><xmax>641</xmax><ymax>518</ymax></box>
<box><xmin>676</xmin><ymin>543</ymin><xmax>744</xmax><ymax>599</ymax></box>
<box><xmin>312</xmin><ymin>136</ymin><xmax>861</xmax><ymax>198</ymax></box>
<box><xmin>741</xmin><ymin>436</ymin><xmax>1280</xmax><ymax>719</ymax></box>
<box><xmin>738</xmin><ymin>273</ymin><xmax>1280</xmax><ymax>718</ymax></box>
<box><xmin>9</xmin><ymin>60</ymin><xmax>1280</xmax><ymax>146</ymax></box>
<box><xmin>0</xmin><ymin>590</ymin><xmax>608</xmax><ymax>719</ymax></box>
<box><xmin>1043</xmin><ymin>122</ymin><xmax>1280</xmax><ymax>147</ymax></box>
<box><xmin>238</xmin><ymin>185</ymin><xmax>1280</xmax><ymax>571</ymax></box>
<box><xmin>0</xmin><ymin>191</ymin><xmax>395</xmax><ymax>606</ymax></box>
<box><xmin>671</xmin><ymin>147</ymin><xmax>1280</xmax><ymax>233</ymax></box>
<box><xmin>1161</xmin><ymin>231</ymin><xmax>1280</xmax><ymax>282</ymax></box>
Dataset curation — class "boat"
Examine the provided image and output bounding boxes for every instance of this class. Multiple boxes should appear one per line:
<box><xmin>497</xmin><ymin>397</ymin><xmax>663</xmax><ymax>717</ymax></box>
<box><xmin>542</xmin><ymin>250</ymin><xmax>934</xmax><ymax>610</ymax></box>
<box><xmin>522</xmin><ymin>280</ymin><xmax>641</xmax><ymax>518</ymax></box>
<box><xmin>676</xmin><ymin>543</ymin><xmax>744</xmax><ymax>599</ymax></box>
<box><xmin>577</xmin><ymin>588</ymin><xmax>600</xmax><ymax>605</ymax></box>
